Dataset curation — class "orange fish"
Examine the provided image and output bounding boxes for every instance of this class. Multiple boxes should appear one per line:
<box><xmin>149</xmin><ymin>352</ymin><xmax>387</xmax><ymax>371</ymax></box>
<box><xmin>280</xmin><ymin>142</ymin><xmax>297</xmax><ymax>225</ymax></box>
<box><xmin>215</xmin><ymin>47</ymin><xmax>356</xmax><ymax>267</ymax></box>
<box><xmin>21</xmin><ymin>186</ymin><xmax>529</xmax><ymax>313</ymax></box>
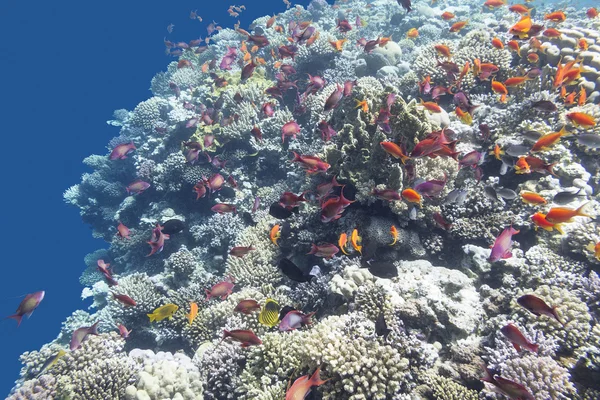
<box><xmin>504</xmin><ymin>76</ymin><xmax>531</xmax><ymax>87</ymax></box>
<box><xmin>420</xmin><ymin>99</ymin><xmax>442</xmax><ymax>113</ymax></box>
<box><xmin>306</xmin><ymin>31</ymin><xmax>320</xmax><ymax>46</ymax></box>
<box><xmin>508</xmin><ymin>4</ymin><xmax>532</xmax><ymax>15</ymax></box>
<box><xmin>434</xmin><ymin>44</ymin><xmax>452</xmax><ymax>59</ymax></box>
<box><xmin>531</xmin><ymin>212</ymin><xmax>564</xmax><ymax>234</ymax></box>
<box><xmin>531</xmin><ymin>127</ymin><xmax>568</xmax><ymax>152</ymax></box>
<box><xmin>407</xmin><ymin>28</ymin><xmax>419</xmax><ymax>38</ymax></box>
<box><xmin>270</xmin><ymin>224</ymin><xmax>281</xmax><ymax>246</ymax></box>
<box><xmin>186</xmin><ymin>302</ymin><xmax>198</xmax><ymax>325</ymax></box>
<box><xmin>543</xmin><ymin>28</ymin><xmax>562</xmax><ymax>38</ymax></box>
<box><xmin>507</xmin><ymin>40</ymin><xmax>521</xmax><ymax>56</ymax></box>
<box><xmin>578</xmin><ymin>87</ymin><xmax>587</xmax><ymax>106</ymax></box>
<box><xmin>338</xmin><ymin>232</ymin><xmax>349</xmax><ymax>255</ymax></box>
<box><xmin>441</xmin><ymin>11</ymin><xmax>456</xmax><ymax>20</ymax></box>
<box><xmin>514</xmin><ymin>156</ymin><xmax>531</xmax><ymax>174</ymax></box>
<box><xmin>266</xmin><ymin>15</ymin><xmax>276</xmax><ymax>28</ymax></box>
<box><xmin>472</xmin><ymin>58</ymin><xmax>481</xmax><ymax>77</ymax></box>
<box><xmin>520</xmin><ymin>191</ymin><xmax>547</xmax><ymax>205</ymax></box>
<box><xmin>484</xmin><ymin>0</ymin><xmax>506</xmax><ymax>9</ymax></box>
<box><xmin>564</xmin><ymin>91</ymin><xmax>576</xmax><ymax>106</ymax></box>
<box><xmin>586</xmin><ymin>242</ymin><xmax>600</xmax><ymax>261</ymax></box>
<box><xmin>351</xmin><ymin>229</ymin><xmax>362</xmax><ymax>254</ymax></box>
<box><xmin>201</xmin><ymin>62</ymin><xmax>210</xmax><ymax>73</ymax></box>
<box><xmin>389</xmin><ymin>225</ymin><xmax>398</xmax><ymax>246</ymax></box>
<box><xmin>544</xmin><ymin>11</ymin><xmax>566</xmax><ymax>23</ymax></box>
<box><xmin>285</xmin><ymin>367</ymin><xmax>328</xmax><ymax>400</ymax></box>
<box><xmin>456</xmin><ymin>106</ymin><xmax>473</xmax><ymax>125</ymax></box>
<box><xmin>491</xmin><ymin>79</ymin><xmax>508</xmax><ymax>103</ymax></box>
<box><xmin>545</xmin><ymin>203</ymin><xmax>591</xmax><ymax>224</ymax></box>
<box><xmin>243</xmin><ymin>52</ymin><xmax>252</xmax><ymax>62</ymax></box>
<box><xmin>379</xmin><ymin>36</ymin><xmax>392</xmax><ymax>46</ymax></box>
<box><xmin>529</xmin><ymin>37</ymin><xmax>543</xmax><ymax>51</ymax></box>
<box><xmin>509</xmin><ymin>15</ymin><xmax>532</xmax><ymax>38</ymax></box>
<box><xmin>240</xmin><ymin>41</ymin><xmax>248</xmax><ymax>53</ymax></box>
<box><xmin>402</xmin><ymin>188</ymin><xmax>422</xmax><ymax>206</ymax></box>
<box><xmin>458</xmin><ymin>61</ymin><xmax>470</xmax><ymax>82</ymax></box>
<box><xmin>566</xmin><ymin>112</ymin><xmax>596</xmax><ymax>128</ymax></box>
<box><xmin>355</xmin><ymin>99</ymin><xmax>369</xmax><ymax>112</ymax></box>
<box><xmin>491</xmin><ymin>37</ymin><xmax>504</xmax><ymax>49</ymax></box>
<box><xmin>250</xmin><ymin>45</ymin><xmax>259</xmax><ymax>53</ymax></box>
<box><xmin>329</xmin><ymin>38</ymin><xmax>347</xmax><ymax>51</ymax></box>
<box><xmin>489</xmin><ymin>144</ymin><xmax>504</xmax><ymax>160</ymax></box>
<box><xmin>450</xmin><ymin>20</ymin><xmax>468</xmax><ymax>32</ymax></box>
<box><xmin>527</xmin><ymin>53</ymin><xmax>539</xmax><ymax>63</ymax></box>
<box><xmin>380</xmin><ymin>141</ymin><xmax>410</xmax><ymax>164</ymax></box>
<box><xmin>577</xmin><ymin>38</ymin><xmax>588</xmax><ymax>51</ymax></box>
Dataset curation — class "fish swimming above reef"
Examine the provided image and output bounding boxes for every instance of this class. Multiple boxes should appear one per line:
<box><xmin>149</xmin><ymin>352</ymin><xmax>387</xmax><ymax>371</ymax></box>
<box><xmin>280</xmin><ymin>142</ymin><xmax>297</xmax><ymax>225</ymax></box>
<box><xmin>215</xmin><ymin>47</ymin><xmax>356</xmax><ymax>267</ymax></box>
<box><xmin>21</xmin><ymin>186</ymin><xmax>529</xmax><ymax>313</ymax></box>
<box><xmin>147</xmin><ymin>304</ymin><xmax>179</xmax><ymax>323</ymax></box>
<box><xmin>5</xmin><ymin>291</ymin><xmax>45</xmax><ymax>327</ymax></box>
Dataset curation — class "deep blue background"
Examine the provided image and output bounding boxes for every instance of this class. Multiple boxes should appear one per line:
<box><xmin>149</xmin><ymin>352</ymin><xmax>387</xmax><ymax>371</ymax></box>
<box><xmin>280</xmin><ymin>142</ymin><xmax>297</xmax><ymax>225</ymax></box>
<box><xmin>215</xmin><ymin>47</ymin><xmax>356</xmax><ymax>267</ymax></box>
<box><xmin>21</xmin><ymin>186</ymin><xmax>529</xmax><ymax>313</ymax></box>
<box><xmin>0</xmin><ymin>0</ymin><xmax>310</xmax><ymax>395</ymax></box>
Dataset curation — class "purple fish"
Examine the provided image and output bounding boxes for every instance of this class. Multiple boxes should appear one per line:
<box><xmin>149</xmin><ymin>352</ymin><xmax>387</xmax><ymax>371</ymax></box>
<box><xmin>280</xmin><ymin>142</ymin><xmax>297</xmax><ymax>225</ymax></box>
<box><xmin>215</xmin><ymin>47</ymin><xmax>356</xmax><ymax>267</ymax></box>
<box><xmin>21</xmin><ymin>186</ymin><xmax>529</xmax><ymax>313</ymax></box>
<box><xmin>278</xmin><ymin>44</ymin><xmax>298</xmax><ymax>60</ymax></box>
<box><xmin>279</xmin><ymin>310</ymin><xmax>315</xmax><ymax>332</ymax></box>
<box><xmin>109</xmin><ymin>142</ymin><xmax>136</xmax><ymax>160</ymax></box>
<box><xmin>281</xmin><ymin>121</ymin><xmax>301</xmax><ymax>142</ymax></box>
<box><xmin>489</xmin><ymin>226</ymin><xmax>519</xmax><ymax>262</ymax></box>
<box><xmin>219</xmin><ymin>47</ymin><xmax>237</xmax><ymax>70</ymax></box>
<box><xmin>211</xmin><ymin>203</ymin><xmax>237</xmax><ymax>214</ymax></box>
<box><xmin>5</xmin><ymin>291</ymin><xmax>45</xmax><ymax>327</ymax></box>
<box><xmin>458</xmin><ymin>150</ymin><xmax>483</xmax><ymax>169</ymax></box>
<box><xmin>343</xmin><ymin>80</ymin><xmax>356</xmax><ymax>96</ymax></box>
<box><xmin>280</xmin><ymin>64</ymin><xmax>297</xmax><ymax>76</ymax></box>
<box><xmin>317</xmin><ymin>120</ymin><xmax>337</xmax><ymax>141</ymax></box>
<box><xmin>70</xmin><ymin>322</ymin><xmax>99</xmax><ymax>351</ymax></box>
<box><xmin>126</xmin><ymin>180</ymin><xmax>150</xmax><ymax>195</ymax></box>
<box><xmin>147</xmin><ymin>224</ymin><xmax>169</xmax><ymax>256</ymax></box>
<box><xmin>307</xmin><ymin>243</ymin><xmax>339</xmax><ymax>259</ymax></box>
<box><xmin>252</xmin><ymin>196</ymin><xmax>260</xmax><ymax>213</ymax></box>
<box><xmin>305</xmin><ymin>74</ymin><xmax>326</xmax><ymax>96</ymax></box>
<box><xmin>414</xmin><ymin>175</ymin><xmax>447</xmax><ymax>198</ymax></box>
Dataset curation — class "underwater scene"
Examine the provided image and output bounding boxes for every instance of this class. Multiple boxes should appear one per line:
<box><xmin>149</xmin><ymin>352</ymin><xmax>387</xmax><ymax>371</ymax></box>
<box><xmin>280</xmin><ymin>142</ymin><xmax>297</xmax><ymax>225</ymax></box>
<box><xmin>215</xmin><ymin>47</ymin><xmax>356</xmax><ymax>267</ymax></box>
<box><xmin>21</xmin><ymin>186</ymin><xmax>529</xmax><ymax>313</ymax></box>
<box><xmin>7</xmin><ymin>0</ymin><xmax>600</xmax><ymax>399</ymax></box>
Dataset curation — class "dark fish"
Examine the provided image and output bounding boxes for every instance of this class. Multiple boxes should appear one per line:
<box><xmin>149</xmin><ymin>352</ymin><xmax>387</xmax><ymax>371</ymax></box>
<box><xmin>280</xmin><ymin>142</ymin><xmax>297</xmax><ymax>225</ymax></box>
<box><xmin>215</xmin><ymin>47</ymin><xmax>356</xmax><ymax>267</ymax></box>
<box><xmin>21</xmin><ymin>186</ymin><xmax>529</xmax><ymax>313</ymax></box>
<box><xmin>552</xmin><ymin>188</ymin><xmax>586</xmax><ymax>205</ymax></box>
<box><xmin>484</xmin><ymin>186</ymin><xmax>498</xmax><ymax>201</ymax></box>
<box><xmin>505</xmin><ymin>145</ymin><xmax>531</xmax><ymax>157</ymax></box>
<box><xmin>160</xmin><ymin>219</ymin><xmax>185</xmax><ymax>235</ymax></box>
<box><xmin>496</xmin><ymin>187</ymin><xmax>517</xmax><ymax>200</ymax></box>
<box><xmin>521</xmin><ymin>130</ymin><xmax>543</xmax><ymax>142</ymax></box>
<box><xmin>269</xmin><ymin>202</ymin><xmax>295</xmax><ymax>219</ymax></box>
<box><xmin>573</xmin><ymin>134</ymin><xmax>600</xmax><ymax>148</ymax></box>
<box><xmin>362</xmin><ymin>259</ymin><xmax>398</xmax><ymax>279</ymax></box>
<box><xmin>375</xmin><ymin>312</ymin><xmax>392</xmax><ymax>339</ymax></box>
<box><xmin>531</xmin><ymin>100</ymin><xmax>557</xmax><ymax>112</ymax></box>
<box><xmin>279</xmin><ymin>305</ymin><xmax>296</xmax><ymax>321</ymax></box>
<box><xmin>219</xmin><ymin>187</ymin><xmax>236</xmax><ymax>199</ymax></box>
<box><xmin>278</xmin><ymin>258</ymin><xmax>312</xmax><ymax>282</ymax></box>
<box><xmin>444</xmin><ymin>188</ymin><xmax>467</xmax><ymax>205</ymax></box>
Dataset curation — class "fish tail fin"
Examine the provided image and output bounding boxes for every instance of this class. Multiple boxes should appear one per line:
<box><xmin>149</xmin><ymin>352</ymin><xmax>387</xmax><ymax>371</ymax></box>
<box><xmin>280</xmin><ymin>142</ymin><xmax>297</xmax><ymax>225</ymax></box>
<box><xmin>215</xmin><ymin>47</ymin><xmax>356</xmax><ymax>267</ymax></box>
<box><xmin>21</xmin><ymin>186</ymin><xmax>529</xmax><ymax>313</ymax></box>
<box><xmin>6</xmin><ymin>314</ymin><xmax>23</xmax><ymax>327</ymax></box>
<box><xmin>89</xmin><ymin>321</ymin><xmax>99</xmax><ymax>335</ymax></box>
<box><xmin>576</xmin><ymin>201</ymin><xmax>592</xmax><ymax>218</ymax></box>
<box><xmin>290</xmin><ymin>151</ymin><xmax>302</xmax><ymax>163</ymax></box>
<box><xmin>546</xmin><ymin>162</ymin><xmax>558</xmax><ymax>176</ymax></box>
<box><xmin>529</xmin><ymin>343</ymin><xmax>539</xmax><ymax>352</ymax></box>
<box><xmin>554</xmin><ymin>224</ymin><xmax>565</xmax><ymax>235</ymax></box>
<box><xmin>310</xmin><ymin>366</ymin><xmax>329</xmax><ymax>386</ymax></box>
<box><xmin>147</xmin><ymin>313</ymin><xmax>156</xmax><ymax>323</ymax></box>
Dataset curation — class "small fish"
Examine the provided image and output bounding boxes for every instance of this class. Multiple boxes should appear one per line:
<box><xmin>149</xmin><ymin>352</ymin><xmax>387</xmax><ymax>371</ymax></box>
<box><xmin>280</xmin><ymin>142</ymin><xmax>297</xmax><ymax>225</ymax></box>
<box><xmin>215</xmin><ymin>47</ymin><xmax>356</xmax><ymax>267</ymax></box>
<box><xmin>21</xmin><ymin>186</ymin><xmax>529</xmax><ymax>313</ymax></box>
<box><xmin>211</xmin><ymin>204</ymin><xmax>237</xmax><ymax>214</ymax></box>
<box><xmin>258</xmin><ymin>298</ymin><xmax>280</xmax><ymax>327</ymax></box>
<box><xmin>449</xmin><ymin>20</ymin><xmax>468</xmax><ymax>32</ymax></box>
<box><xmin>587</xmin><ymin>8</ymin><xmax>599</xmax><ymax>18</ymax></box>
<box><xmin>70</xmin><ymin>322</ymin><xmax>99</xmax><ymax>351</ymax></box>
<box><xmin>147</xmin><ymin>224</ymin><xmax>169</xmax><ymax>256</ymax></box>
<box><xmin>517</xmin><ymin>294</ymin><xmax>564</xmax><ymax>325</ymax></box>
<box><xmin>531</xmin><ymin>212</ymin><xmax>565</xmax><ymax>234</ymax></box>
<box><xmin>401</xmin><ymin>188</ymin><xmax>422</xmax><ymax>206</ymax></box>
<box><xmin>147</xmin><ymin>304</ymin><xmax>179</xmax><ymax>323</ymax></box>
<box><xmin>351</xmin><ymin>229</ymin><xmax>362</xmax><ymax>254</ymax></box>
<box><xmin>234</xmin><ymin>299</ymin><xmax>261</xmax><ymax>314</ymax></box>
<box><xmin>109</xmin><ymin>142</ymin><xmax>136</xmax><ymax>160</ymax></box>
<box><xmin>375</xmin><ymin>312</ymin><xmax>392</xmax><ymax>339</ymax></box>
<box><xmin>552</xmin><ymin>188</ymin><xmax>586</xmax><ymax>205</ymax></box>
<box><xmin>281</xmin><ymin>120</ymin><xmax>301</xmax><ymax>142</ymax></box>
<box><xmin>433</xmin><ymin>212</ymin><xmax>452</xmax><ymax>230</ymax></box>
<box><xmin>6</xmin><ymin>291</ymin><xmax>45</xmax><ymax>327</ymax></box>
<box><xmin>186</xmin><ymin>302</ymin><xmax>198</xmax><ymax>325</ymax></box>
<box><xmin>113</xmin><ymin>293</ymin><xmax>137</xmax><ymax>307</ymax></box>
<box><xmin>285</xmin><ymin>367</ymin><xmax>328</xmax><ymax>400</ymax></box>
<box><xmin>117</xmin><ymin>324</ymin><xmax>132</xmax><ymax>338</ymax></box>
<box><xmin>531</xmin><ymin>127</ymin><xmax>569</xmax><ymax>152</ymax></box>
<box><xmin>339</xmin><ymin>232</ymin><xmax>350</xmax><ymax>255</ymax></box>
<box><xmin>116</xmin><ymin>221</ymin><xmax>131</xmax><ymax>239</ymax></box>
<box><xmin>307</xmin><ymin>243</ymin><xmax>339</xmax><ymax>259</ymax></box>
<box><xmin>221</xmin><ymin>329</ymin><xmax>262</xmax><ymax>347</ymax></box>
<box><xmin>500</xmin><ymin>323</ymin><xmax>539</xmax><ymax>352</ymax></box>
<box><xmin>205</xmin><ymin>276</ymin><xmax>235</xmax><ymax>300</ymax></box>
<box><xmin>521</xmin><ymin>130</ymin><xmax>543</xmax><ymax>142</ymax></box>
<box><xmin>496</xmin><ymin>187</ymin><xmax>517</xmax><ymax>200</ymax></box>
<box><xmin>270</xmin><ymin>224</ymin><xmax>281</xmax><ymax>246</ymax></box>
<box><xmin>406</xmin><ymin>28</ymin><xmax>419</xmax><ymax>38</ymax></box>
<box><xmin>35</xmin><ymin>349</ymin><xmax>67</xmax><ymax>377</ymax></box>
<box><xmin>520</xmin><ymin>191</ymin><xmax>547</xmax><ymax>205</ymax></box>
<box><xmin>441</xmin><ymin>11</ymin><xmax>455</xmax><ymax>20</ymax></box>
<box><xmin>269</xmin><ymin>203</ymin><xmax>293</xmax><ymax>219</ymax></box>
<box><xmin>481</xmin><ymin>368</ymin><xmax>535</xmax><ymax>400</ymax></box>
<box><xmin>444</xmin><ymin>189</ymin><xmax>468</xmax><ymax>205</ymax></box>
<box><xmin>491</xmin><ymin>37</ymin><xmax>504</xmax><ymax>49</ymax></box>
<box><xmin>489</xmin><ymin>226</ymin><xmax>519</xmax><ymax>262</ymax></box>
<box><xmin>380</xmin><ymin>141</ymin><xmax>410</xmax><ymax>164</ymax></box>
<box><xmin>160</xmin><ymin>219</ymin><xmax>184</xmax><ymax>235</ymax></box>
<box><xmin>531</xmin><ymin>100</ymin><xmax>557</xmax><ymax>112</ymax></box>
<box><xmin>420</xmin><ymin>99</ymin><xmax>442</xmax><ymax>113</ymax></box>
<box><xmin>126</xmin><ymin>180</ymin><xmax>151</xmax><ymax>195</ymax></box>
<box><xmin>279</xmin><ymin>310</ymin><xmax>315</xmax><ymax>332</ymax></box>
<box><xmin>229</xmin><ymin>245</ymin><xmax>256</xmax><ymax>258</ymax></box>
<box><xmin>586</xmin><ymin>242</ymin><xmax>600</xmax><ymax>261</ymax></box>
<box><xmin>545</xmin><ymin>202</ymin><xmax>591</xmax><ymax>224</ymax></box>
<box><xmin>389</xmin><ymin>226</ymin><xmax>398</xmax><ymax>246</ymax></box>
<box><xmin>484</xmin><ymin>186</ymin><xmax>498</xmax><ymax>201</ymax></box>
<box><xmin>544</xmin><ymin>11</ymin><xmax>566</xmax><ymax>22</ymax></box>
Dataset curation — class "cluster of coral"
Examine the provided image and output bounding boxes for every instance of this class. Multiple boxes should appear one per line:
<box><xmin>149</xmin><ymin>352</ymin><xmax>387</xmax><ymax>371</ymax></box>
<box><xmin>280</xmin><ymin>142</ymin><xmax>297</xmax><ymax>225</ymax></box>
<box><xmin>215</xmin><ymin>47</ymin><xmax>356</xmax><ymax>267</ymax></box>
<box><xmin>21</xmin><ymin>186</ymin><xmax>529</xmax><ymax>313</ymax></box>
<box><xmin>9</xmin><ymin>0</ymin><xmax>600</xmax><ymax>399</ymax></box>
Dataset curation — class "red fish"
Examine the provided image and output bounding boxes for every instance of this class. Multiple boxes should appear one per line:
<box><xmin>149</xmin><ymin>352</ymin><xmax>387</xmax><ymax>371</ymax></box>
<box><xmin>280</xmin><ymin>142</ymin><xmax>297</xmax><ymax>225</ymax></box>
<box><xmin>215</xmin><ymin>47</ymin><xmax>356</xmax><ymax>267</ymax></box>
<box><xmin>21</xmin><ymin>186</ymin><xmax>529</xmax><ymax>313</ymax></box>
<box><xmin>286</xmin><ymin>367</ymin><xmax>328</xmax><ymax>400</ymax></box>
<box><xmin>372</xmin><ymin>188</ymin><xmax>402</xmax><ymax>201</ymax></box>
<box><xmin>321</xmin><ymin>187</ymin><xmax>354</xmax><ymax>222</ymax></box>
<box><xmin>70</xmin><ymin>322</ymin><xmax>99</xmax><ymax>351</ymax></box>
<box><xmin>117</xmin><ymin>324</ymin><xmax>132</xmax><ymax>338</ymax></box>
<box><xmin>324</xmin><ymin>84</ymin><xmax>344</xmax><ymax>111</ymax></box>
<box><xmin>251</xmin><ymin>126</ymin><xmax>263</xmax><ymax>142</ymax></box>
<box><xmin>116</xmin><ymin>222</ymin><xmax>131</xmax><ymax>239</ymax></box>
<box><xmin>307</xmin><ymin>243</ymin><xmax>339</xmax><ymax>259</ymax></box>
<box><xmin>262</xmin><ymin>102</ymin><xmax>275</xmax><ymax>117</ymax></box>
<box><xmin>433</xmin><ymin>212</ymin><xmax>452</xmax><ymax>230</ymax></box>
<box><xmin>291</xmin><ymin>152</ymin><xmax>330</xmax><ymax>174</ymax></box>
<box><xmin>5</xmin><ymin>291</ymin><xmax>45</xmax><ymax>327</ymax></box>
<box><xmin>234</xmin><ymin>299</ymin><xmax>261</xmax><ymax>314</ymax></box>
<box><xmin>481</xmin><ymin>368</ymin><xmax>534</xmax><ymax>400</ymax></box>
<box><xmin>317</xmin><ymin>121</ymin><xmax>337</xmax><ymax>142</ymax></box>
<box><xmin>545</xmin><ymin>202</ymin><xmax>590</xmax><ymax>224</ymax></box>
<box><xmin>517</xmin><ymin>294</ymin><xmax>564</xmax><ymax>325</ymax></box>
<box><xmin>380</xmin><ymin>142</ymin><xmax>410</xmax><ymax>164</ymax></box>
<box><xmin>113</xmin><ymin>293</ymin><xmax>137</xmax><ymax>307</ymax></box>
<box><xmin>211</xmin><ymin>203</ymin><xmax>237</xmax><ymax>214</ymax></box>
<box><xmin>126</xmin><ymin>180</ymin><xmax>150</xmax><ymax>195</ymax></box>
<box><xmin>193</xmin><ymin>181</ymin><xmax>207</xmax><ymax>199</ymax></box>
<box><xmin>206</xmin><ymin>276</ymin><xmax>235</xmax><ymax>300</ymax></box>
<box><xmin>147</xmin><ymin>224</ymin><xmax>169</xmax><ymax>256</ymax></box>
<box><xmin>282</xmin><ymin>121</ymin><xmax>301</xmax><ymax>142</ymax></box>
<box><xmin>221</xmin><ymin>329</ymin><xmax>262</xmax><ymax>347</ymax></box>
<box><xmin>279</xmin><ymin>191</ymin><xmax>307</xmax><ymax>209</ymax></box>
<box><xmin>109</xmin><ymin>142</ymin><xmax>136</xmax><ymax>160</ymax></box>
<box><xmin>229</xmin><ymin>245</ymin><xmax>256</xmax><ymax>258</ymax></box>
<box><xmin>97</xmin><ymin>259</ymin><xmax>112</xmax><ymax>276</ymax></box>
<box><xmin>241</xmin><ymin>59</ymin><xmax>257</xmax><ymax>80</ymax></box>
<box><xmin>489</xmin><ymin>226</ymin><xmax>519</xmax><ymax>262</ymax></box>
<box><xmin>316</xmin><ymin>176</ymin><xmax>343</xmax><ymax>201</ymax></box>
<box><xmin>500</xmin><ymin>323</ymin><xmax>539</xmax><ymax>352</ymax></box>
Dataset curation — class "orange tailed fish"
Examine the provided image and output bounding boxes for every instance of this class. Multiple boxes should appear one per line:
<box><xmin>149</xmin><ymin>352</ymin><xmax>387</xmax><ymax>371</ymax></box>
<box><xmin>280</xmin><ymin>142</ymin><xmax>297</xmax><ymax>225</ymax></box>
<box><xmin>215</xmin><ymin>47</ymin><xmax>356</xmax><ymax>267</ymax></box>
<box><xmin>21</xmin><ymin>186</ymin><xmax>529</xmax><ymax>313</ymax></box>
<box><xmin>351</xmin><ymin>229</ymin><xmax>362</xmax><ymax>254</ymax></box>
<box><xmin>186</xmin><ymin>302</ymin><xmax>198</xmax><ymax>325</ymax></box>
<box><xmin>491</xmin><ymin>79</ymin><xmax>508</xmax><ymax>103</ymax></box>
<box><xmin>545</xmin><ymin>203</ymin><xmax>591</xmax><ymax>224</ymax></box>
<box><xmin>389</xmin><ymin>225</ymin><xmax>398</xmax><ymax>246</ymax></box>
<box><xmin>491</xmin><ymin>37</ymin><xmax>504</xmax><ymax>49</ymax></box>
<box><xmin>531</xmin><ymin>212</ymin><xmax>565</xmax><ymax>234</ymax></box>
<box><xmin>338</xmin><ymin>232</ymin><xmax>350</xmax><ymax>255</ymax></box>
<box><xmin>449</xmin><ymin>20</ymin><xmax>468</xmax><ymax>32</ymax></box>
<box><xmin>531</xmin><ymin>127</ymin><xmax>569</xmax><ymax>152</ymax></box>
<box><xmin>566</xmin><ymin>112</ymin><xmax>596</xmax><ymax>128</ymax></box>
<box><xmin>270</xmin><ymin>224</ymin><xmax>281</xmax><ymax>246</ymax></box>
<box><xmin>402</xmin><ymin>188</ymin><xmax>422</xmax><ymax>206</ymax></box>
<box><xmin>520</xmin><ymin>191</ymin><xmax>547</xmax><ymax>205</ymax></box>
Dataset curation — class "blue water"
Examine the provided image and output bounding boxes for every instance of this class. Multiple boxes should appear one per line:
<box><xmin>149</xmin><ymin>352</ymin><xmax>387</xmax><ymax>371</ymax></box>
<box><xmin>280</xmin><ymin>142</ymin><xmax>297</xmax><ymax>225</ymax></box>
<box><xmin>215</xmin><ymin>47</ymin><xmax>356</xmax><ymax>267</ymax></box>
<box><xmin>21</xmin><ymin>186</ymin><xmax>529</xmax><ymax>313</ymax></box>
<box><xmin>0</xmin><ymin>0</ymin><xmax>309</xmax><ymax>395</ymax></box>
